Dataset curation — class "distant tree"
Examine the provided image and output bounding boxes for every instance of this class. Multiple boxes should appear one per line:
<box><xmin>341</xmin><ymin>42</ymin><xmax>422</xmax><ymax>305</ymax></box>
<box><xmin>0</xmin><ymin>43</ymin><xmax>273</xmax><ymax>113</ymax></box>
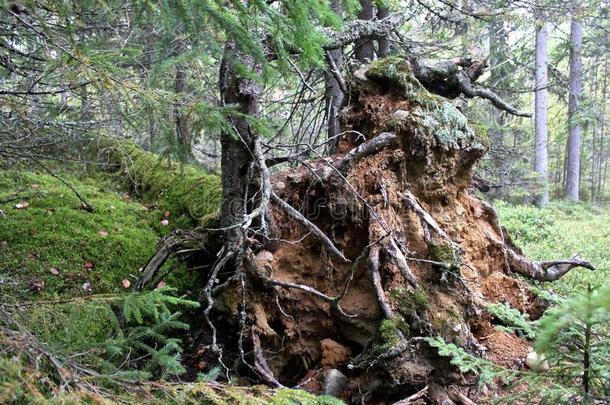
<box><xmin>534</xmin><ymin>21</ymin><xmax>550</xmax><ymax>207</ymax></box>
<box><xmin>565</xmin><ymin>3</ymin><xmax>584</xmax><ymax>201</ymax></box>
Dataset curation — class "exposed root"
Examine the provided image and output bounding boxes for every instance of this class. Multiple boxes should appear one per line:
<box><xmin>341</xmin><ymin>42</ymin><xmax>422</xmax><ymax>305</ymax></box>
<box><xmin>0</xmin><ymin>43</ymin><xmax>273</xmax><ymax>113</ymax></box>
<box><xmin>368</xmin><ymin>245</ymin><xmax>394</xmax><ymax>319</ymax></box>
<box><xmin>506</xmin><ymin>250</ymin><xmax>595</xmax><ymax>281</ymax></box>
<box><xmin>393</xmin><ymin>385</ymin><xmax>428</xmax><ymax>405</ymax></box>
<box><xmin>135</xmin><ymin>231</ymin><xmax>186</xmax><ymax>291</ymax></box>
<box><xmin>252</xmin><ymin>333</ymin><xmax>283</xmax><ymax>388</ymax></box>
<box><xmin>267</xmin><ymin>278</ymin><xmax>356</xmax><ymax>318</ymax></box>
<box><xmin>400</xmin><ymin>190</ymin><xmax>455</xmax><ymax>245</ymax></box>
<box><xmin>336</xmin><ymin>131</ymin><xmax>397</xmax><ymax>174</ymax></box>
<box><xmin>271</xmin><ymin>191</ymin><xmax>349</xmax><ymax>263</ymax></box>
<box><xmin>409</xmin><ymin>57</ymin><xmax>532</xmax><ymax>117</ymax></box>
<box><xmin>382</xmin><ymin>236</ymin><xmax>419</xmax><ymax>288</ymax></box>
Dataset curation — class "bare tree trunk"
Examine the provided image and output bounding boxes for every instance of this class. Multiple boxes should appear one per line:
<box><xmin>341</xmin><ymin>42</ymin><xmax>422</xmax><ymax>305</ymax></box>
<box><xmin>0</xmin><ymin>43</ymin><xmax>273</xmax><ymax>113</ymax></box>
<box><xmin>589</xmin><ymin>61</ymin><xmax>598</xmax><ymax>201</ymax></box>
<box><xmin>354</xmin><ymin>0</ymin><xmax>375</xmax><ymax>62</ymax></box>
<box><xmin>324</xmin><ymin>0</ymin><xmax>345</xmax><ymax>150</ymax></box>
<box><xmin>174</xmin><ymin>62</ymin><xmax>189</xmax><ymax>159</ymax></box>
<box><xmin>596</xmin><ymin>57</ymin><xmax>607</xmax><ymax>199</ymax></box>
<box><xmin>534</xmin><ymin>22</ymin><xmax>549</xmax><ymax>207</ymax></box>
<box><xmin>377</xmin><ymin>6</ymin><xmax>391</xmax><ymax>58</ymax></box>
<box><xmin>566</xmin><ymin>11</ymin><xmax>583</xmax><ymax>201</ymax></box>
<box><xmin>219</xmin><ymin>41</ymin><xmax>262</xmax><ymax>245</ymax></box>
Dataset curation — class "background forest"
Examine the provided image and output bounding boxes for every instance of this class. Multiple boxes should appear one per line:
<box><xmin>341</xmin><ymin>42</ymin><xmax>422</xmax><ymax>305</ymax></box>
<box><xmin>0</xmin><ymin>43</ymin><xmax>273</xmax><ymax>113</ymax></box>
<box><xmin>0</xmin><ymin>0</ymin><xmax>608</xmax><ymax>404</ymax></box>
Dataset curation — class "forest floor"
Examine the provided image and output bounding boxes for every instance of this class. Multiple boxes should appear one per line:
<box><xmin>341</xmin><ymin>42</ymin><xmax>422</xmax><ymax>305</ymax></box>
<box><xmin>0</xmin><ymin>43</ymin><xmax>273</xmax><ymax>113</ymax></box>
<box><xmin>0</xmin><ymin>165</ymin><xmax>608</xmax><ymax>403</ymax></box>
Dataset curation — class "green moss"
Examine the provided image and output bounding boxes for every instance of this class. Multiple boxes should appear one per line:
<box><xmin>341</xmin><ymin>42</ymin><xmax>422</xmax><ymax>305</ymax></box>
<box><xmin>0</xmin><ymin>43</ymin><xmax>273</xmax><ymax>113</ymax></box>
<box><xmin>431</xmin><ymin>308</ymin><xmax>464</xmax><ymax>340</ymax></box>
<box><xmin>370</xmin><ymin>319</ymin><xmax>402</xmax><ymax>356</ymax></box>
<box><xmin>166</xmin><ymin>383</ymin><xmax>346</xmax><ymax>404</ymax></box>
<box><xmin>390</xmin><ymin>287</ymin><xmax>429</xmax><ymax>315</ymax></box>
<box><xmin>470</xmin><ymin>120</ymin><xmax>491</xmax><ymax>150</ymax></box>
<box><xmin>99</xmin><ymin>138</ymin><xmax>221</xmax><ymax>228</ymax></box>
<box><xmin>365</xmin><ymin>57</ymin><xmax>437</xmax><ymax>109</ymax></box>
<box><xmin>0</xmin><ymin>169</ymin><xmax>160</xmax><ymax>300</ymax></box>
<box><xmin>428</xmin><ymin>240</ymin><xmax>462</xmax><ymax>268</ymax></box>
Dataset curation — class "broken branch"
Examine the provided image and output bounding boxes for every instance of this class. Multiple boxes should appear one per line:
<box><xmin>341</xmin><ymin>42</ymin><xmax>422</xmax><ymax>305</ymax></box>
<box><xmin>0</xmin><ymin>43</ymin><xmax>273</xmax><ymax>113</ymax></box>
<box><xmin>336</xmin><ymin>132</ymin><xmax>397</xmax><ymax>174</ymax></box>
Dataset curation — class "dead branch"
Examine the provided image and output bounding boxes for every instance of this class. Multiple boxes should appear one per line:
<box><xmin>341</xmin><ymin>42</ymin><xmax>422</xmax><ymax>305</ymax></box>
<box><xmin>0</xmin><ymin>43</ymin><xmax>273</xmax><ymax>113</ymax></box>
<box><xmin>336</xmin><ymin>132</ymin><xmax>397</xmax><ymax>174</ymax></box>
<box><xmin>324</xmin><ymin>13</ymin><xmax>407</xmax><ymax>50</ymax></box>
<box><xmin>409</xmin><ymin>57</ymin><xmax>532</xmax><ymax>117</ymax></box>
<box><xmin>449</xmin><ymin>391</ymin><xmax>478</xmax><ymax>405</ymax></box>
<box><xmin>325</xmin><ymin>50</ymin><xmax>348</xmax><ymax>94</ymax></box>
<box><xmin>30</xmin><ymin>157</ymin><xmax>94</xmax><ymax>212</ymax></box>
<box><xmin>506</xmin><ymin>250</ymin><xmax>595</xmax><ymax>281</ymax></box>
<box><xmin>271</xmin><ymin>191</ymin><xmax>349</xmax><ymax>263</ymax></box>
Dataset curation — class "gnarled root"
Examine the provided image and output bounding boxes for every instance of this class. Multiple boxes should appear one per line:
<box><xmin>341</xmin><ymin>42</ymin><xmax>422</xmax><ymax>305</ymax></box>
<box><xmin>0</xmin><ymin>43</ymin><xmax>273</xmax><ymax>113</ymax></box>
<box><xmin>506</xmin><ymin>249</ymin><xmax>595</xmax><ymax>281</ymax></box>
<box><xmin>135</xmin><ymin>230</ymin><xmax>193</xmax><ymax>291</ymax></box>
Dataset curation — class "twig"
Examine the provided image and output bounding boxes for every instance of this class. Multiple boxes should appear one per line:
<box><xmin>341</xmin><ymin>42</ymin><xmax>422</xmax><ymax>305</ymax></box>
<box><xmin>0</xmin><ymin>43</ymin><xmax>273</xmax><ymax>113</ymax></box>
<box><xmin>29</xmin><ymin>157</ymin><xmax>93</xmax><ymax>212</ymax></box>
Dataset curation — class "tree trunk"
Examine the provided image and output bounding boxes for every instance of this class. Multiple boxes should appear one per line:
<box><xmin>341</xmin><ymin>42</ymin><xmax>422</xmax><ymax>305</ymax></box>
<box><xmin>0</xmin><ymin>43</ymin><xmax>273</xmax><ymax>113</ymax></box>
<box><xmin>219</xmin><ymin>41</ymin><xmax>262</xmax><ymax>245</ymax></box>
<box><xmin>377</xmin><ymin>6</ymin><xmax>391</xmax><ymax>58</ymax></box>
<box><xmin>589</xmin><ymin>61</ymin><xmax>598</xmax><ymax>201</ymax></box>
<box><xmin>596</xmin><ymin>57</ymin><xmax>607</xmax><ymax>199</ymax></box>
<box><xmin>174</xmin><ymin>62</ymin><xmax>189</xmax><ymax>159</ymax></box>
<box><xmin>534</xmin><ymin>22</ymin><xmax>549</xmax><ymax>207</ymax></box>
<box><xmin>566</xmin><ymin>12</ymin><xmax>583</xmax><ymax>201</ymax></box>
<box><xmin>354</xmin><ymin>0</ymin><xmax>375</xmax><ymax>62</ymax></box>
<box><xmin>324</xmin><ymin>0</ymin><xmax>345</xmax><ymax>150</ymax></box>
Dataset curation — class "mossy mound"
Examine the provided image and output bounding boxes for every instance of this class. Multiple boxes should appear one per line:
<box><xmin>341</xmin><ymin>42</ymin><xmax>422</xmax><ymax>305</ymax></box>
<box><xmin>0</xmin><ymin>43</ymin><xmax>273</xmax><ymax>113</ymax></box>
<box><xmin>98</xmin><ymin>138</ymin><xmax>222</xmax><ymax>228</ymax></box>
<box><xmin>0</xmin><ymin>168</ymin><xmax>161</xmax><ymax>300</ymax></box>
<box><xmin>365</xmin><ymin>56</ymin><xmax>489</xmax><ymax>152</ymax></box>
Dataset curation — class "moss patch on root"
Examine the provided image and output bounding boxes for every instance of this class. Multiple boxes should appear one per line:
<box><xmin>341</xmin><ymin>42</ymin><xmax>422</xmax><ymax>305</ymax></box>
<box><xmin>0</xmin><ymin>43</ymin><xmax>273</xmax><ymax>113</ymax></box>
<box><xmin>371</xmin><ymin>319</ymin><xmax>403</xmax><ymax>356</ymax></box>
<box><xmin>390</xmin><ymin>287</ymin><xmax>429</xmax><ymax>315</ymax></box>
<box><xmin>428</xmin><ymin>240</ymin><xmax>462</xmax><ymax>269</ymax></box>
<box><xmin>98</xmin><ymin>138</ymin><xmax>222</xmax><ymax>228</ymax></box>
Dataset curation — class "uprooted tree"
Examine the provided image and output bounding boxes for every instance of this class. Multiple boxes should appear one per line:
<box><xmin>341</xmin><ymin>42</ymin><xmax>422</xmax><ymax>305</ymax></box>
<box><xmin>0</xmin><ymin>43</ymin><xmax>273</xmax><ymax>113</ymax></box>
<box><xmin>134</xmin><ymin>19</ymin><xmax>594</xmax><ymax>405</ymax></box>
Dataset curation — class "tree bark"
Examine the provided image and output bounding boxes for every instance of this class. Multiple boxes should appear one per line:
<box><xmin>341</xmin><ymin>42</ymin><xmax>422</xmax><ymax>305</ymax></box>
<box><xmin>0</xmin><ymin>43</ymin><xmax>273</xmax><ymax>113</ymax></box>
<box><xmin>566</xmin><ymin>10</ymin><xmax>583</xmax><ymax>201</ymax></box>
<box><xmin>377</xmin><ymin>6</ymin><xmax>391</xmax><ymax>57</ymax></box>
<box><xmin>324</xmin><ymin>0</ymin><xmax>345</xmax><ymax>150</ymax></box>
<box><xmin>589</xmin><ymin>60</ymin><xmax>598</xmax><ymax>201</ymax></box>
<box><xmin>596</xmin><ymin>57</ymin><xmax>607</xmax><ymax>199</ymax></box>
<box><xmin>534</xmin><ymin>22</ymin><xmax>549</xmax><ymax>207</ymax></box>
<box><xmin>219</xmin><ymin>41</ymin><xmax>262</xmax><ymax>245</ymax></box>
<box><xmin>354</xmin><ymin>0</ymin><xmax>375</xmax><ymax>62</ymax></box>
<box><xmin>174</xmin><ymin>62</ymin><xmax>189</xmax><ymax>158</ymax></box>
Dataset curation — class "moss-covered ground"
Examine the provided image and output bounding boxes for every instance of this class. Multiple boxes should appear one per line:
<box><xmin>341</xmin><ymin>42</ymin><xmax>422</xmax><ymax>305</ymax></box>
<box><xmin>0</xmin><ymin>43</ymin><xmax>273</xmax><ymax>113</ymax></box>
<box><xmin>0</xmin><ymin>167</ymin><xmax>165</xmax><ymax>300</ymax></box>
